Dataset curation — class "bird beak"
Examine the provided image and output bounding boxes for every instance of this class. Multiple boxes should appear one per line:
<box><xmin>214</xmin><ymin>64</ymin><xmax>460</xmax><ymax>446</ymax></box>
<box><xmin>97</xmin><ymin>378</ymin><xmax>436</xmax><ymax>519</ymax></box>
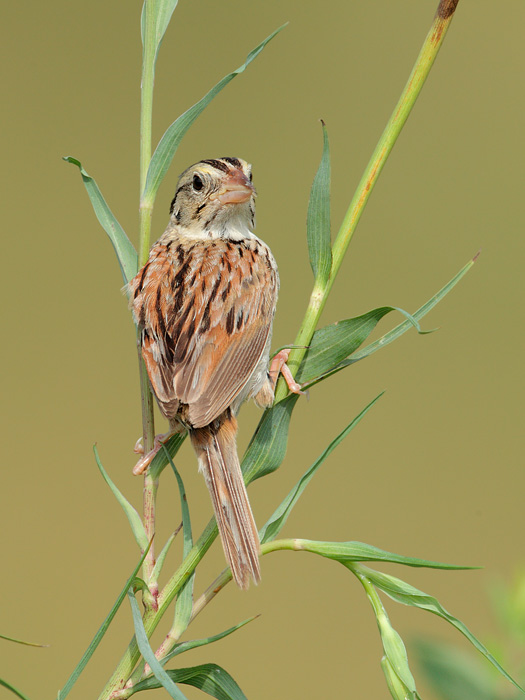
<box><xmin>217</xmin><ymin>169</ymin><xmax>256</xmax><ymax>205</ymax></box>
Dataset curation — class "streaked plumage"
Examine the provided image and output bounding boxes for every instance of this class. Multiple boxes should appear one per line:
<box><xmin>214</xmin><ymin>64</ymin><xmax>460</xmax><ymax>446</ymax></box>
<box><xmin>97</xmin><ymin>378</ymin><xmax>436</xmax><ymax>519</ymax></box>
<box><xmin>127</xmin><ymin>157</ymin><xmax>299</xmax><ymax>589</ymax></box>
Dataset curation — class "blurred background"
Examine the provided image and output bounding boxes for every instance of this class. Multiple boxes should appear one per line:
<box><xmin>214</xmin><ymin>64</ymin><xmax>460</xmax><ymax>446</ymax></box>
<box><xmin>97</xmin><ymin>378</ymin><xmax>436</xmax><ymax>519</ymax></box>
<box><xmin>2</xmin><ymin>1</ymin><xmax>524</xmax><ymax>697</ymax></box>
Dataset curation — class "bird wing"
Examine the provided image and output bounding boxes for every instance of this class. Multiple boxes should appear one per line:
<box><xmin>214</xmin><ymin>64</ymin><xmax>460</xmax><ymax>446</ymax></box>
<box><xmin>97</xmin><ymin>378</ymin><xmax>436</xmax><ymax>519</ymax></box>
<box><xmin>128</xmin><ymin>236</ymin><xmax>278</xmax><ymax>427</ymax></box>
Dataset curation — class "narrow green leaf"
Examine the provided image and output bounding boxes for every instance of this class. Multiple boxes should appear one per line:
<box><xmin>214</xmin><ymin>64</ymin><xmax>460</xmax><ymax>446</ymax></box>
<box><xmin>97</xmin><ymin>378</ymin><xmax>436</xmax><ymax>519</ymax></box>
<box><xmin>362</xmin><ymin>567</ymin><xmax>524</xmax><ymax>692</ymax></box>
<box><xmin>150</xmin><ymin>432</ymin><xmax>186</xmax><ymax>480</ymax></box>
<box><xmin>127</xmin><ymin>591</ymin><xmax>189</xmax><ymax>700</ymax></box>
<box><xmin>152</xmin><ymin>531</ymin><xmax>177</xmax><ymax>582</ymax></box>
<box><xmin>163</xmin><ymin>446</ymin><xmax>194</xmax><ymax>639</ymax></box>
<box><xmin>0</xmin><ymin>633</ymin><xmax>47</xmax><ymax>648</ymax></box>
<box><xmin>128</xmin><ymin>663</ymin><xmax>248</xmax><ymax>700</ymax></box>
<box><xmin>351</xmin><ymin>257</ymin><xmax>476</xmax><ymax>363</ymax></box>
<box><xmin>297</xmin><ymin>540</ymin><xmax>474</xmax><ymax>569</ymax></box>
<box><xmin>162</xmin><ymin>616</ymin><xmax>259</xmax><ymax>665</ymax></box>
<box><xmin>141</xmin><ymin>24</ymin><xmax>286</xmax><ymax>205</ymax></box>
<box><xmin>0</xmin><ymin>678</ymin><xmax>32</xmax><ymax>700</ymax></box>
<box><xmin>241</xmin><ymin>394</ymin><xmax>299</xmax><ymax>484</ymax></box>
<box><xmin>413</xmin><ymin>638</ymin><xmax>496</xmax><ymax>700</ymax></box>
<box><xmin>296</xmin><ymin>306</ymin><xmax>422</xmax><ymax>387</ymax></box>
<box><xmin>63</xmin><ymin>157</ymin><xmax>138</xmax><ymax>283</ymax></box>
<box><xmin>307</xmin><ymin>121</ymin><xmax>332</xmax><ymax>285</ymax></box>
<box><xmin>58</xmin><ymin>544</ymin><xmax>151</xmax><ymax>699</ymax></box>
<box><xmin>260</xmin><ymin>393</ymin><xmax>383</xmax><ymax>544</ymax></box>
<box><xmin>93</xmin><ymin>446</ymin><xmax>148</xmax><ymax>552</ymax></box>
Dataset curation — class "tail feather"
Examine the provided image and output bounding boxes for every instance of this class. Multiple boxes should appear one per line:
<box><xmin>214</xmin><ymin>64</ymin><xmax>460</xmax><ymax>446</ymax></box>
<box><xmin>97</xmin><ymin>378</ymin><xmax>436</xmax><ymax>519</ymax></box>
<box><xmin>190</xmin><ymin>413</ymin><xmax>261</xmax><ymax>589</ymax></box>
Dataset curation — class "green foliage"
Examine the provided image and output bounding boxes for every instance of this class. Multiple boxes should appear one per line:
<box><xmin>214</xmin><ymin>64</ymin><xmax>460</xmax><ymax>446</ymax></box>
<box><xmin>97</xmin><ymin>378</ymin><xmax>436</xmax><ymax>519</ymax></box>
<box><xmin>128</xmin><ymin>663</ymin><xmax>249</xmax><ymax>700</ymax></box>
<box><xmin>307</xmin><ymin>121</ymin><xmax>332</xmax><ymax>286</ymax></box>
<box><xmin>140</xmin><ymin>25</ymin><xmax>286</xmax><ymax>208</ymax></box>
<box><xmin>62</xmin><ymin>157</ymin><xmax>138</xmax><ymax>283</ymax></box>
<box><xmin>59</xmin><ymin>2</ymin><xmax>515</xmax><ymax>700</ymax></box>
<box><xmin>57</xmin><ymin>545</ymin><xmax>151</xmax><ymax>700</ymax></box>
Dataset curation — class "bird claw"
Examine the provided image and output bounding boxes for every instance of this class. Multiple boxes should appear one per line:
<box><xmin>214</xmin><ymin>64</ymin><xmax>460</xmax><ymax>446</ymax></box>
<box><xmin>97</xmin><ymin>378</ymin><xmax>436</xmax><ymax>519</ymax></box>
<box><xmin>270</xmin><ymin>348</ymin><xmax>307</xmax><ymax>396</ymax></box>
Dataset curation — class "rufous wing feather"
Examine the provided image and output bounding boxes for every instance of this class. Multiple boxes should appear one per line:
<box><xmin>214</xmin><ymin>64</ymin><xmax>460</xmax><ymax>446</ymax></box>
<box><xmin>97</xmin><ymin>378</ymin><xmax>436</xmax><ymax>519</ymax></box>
<box><xmin>190</xmin><ymin>412</ymin><xmax>261</xmax><ymax>589</ymax></box>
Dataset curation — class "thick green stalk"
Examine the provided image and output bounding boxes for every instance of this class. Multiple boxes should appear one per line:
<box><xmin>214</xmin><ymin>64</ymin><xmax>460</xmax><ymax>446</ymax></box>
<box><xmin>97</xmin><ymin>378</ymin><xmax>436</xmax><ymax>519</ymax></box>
<box><xmin>276</xmin><ymin>0</ymin><xmax>460</xmax><ymax>400</ymax></box>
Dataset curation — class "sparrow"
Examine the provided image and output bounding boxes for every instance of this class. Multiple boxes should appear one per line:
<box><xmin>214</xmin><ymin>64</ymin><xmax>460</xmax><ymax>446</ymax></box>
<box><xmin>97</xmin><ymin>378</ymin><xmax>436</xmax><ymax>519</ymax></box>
<box><xmin>127</xmin><ymin>157</ymin><xmax>302</xmax><ymax>589</ymax></box>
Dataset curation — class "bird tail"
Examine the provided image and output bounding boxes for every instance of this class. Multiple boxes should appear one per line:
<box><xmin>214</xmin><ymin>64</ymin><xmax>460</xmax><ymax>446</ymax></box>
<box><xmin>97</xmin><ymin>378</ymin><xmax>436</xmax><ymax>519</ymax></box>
<box><xmin>190</xmin><ymin>412</ymin><xmax>261</xmax><ymax>590</ymax></box>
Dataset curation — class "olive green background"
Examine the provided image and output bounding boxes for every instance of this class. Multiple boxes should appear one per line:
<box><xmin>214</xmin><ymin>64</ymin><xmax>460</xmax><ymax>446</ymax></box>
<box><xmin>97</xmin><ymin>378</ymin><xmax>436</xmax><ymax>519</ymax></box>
<box><xmin>2</xmin><ymin>1</ymin><xmax>524</xmax><ymax>697</ymax></box>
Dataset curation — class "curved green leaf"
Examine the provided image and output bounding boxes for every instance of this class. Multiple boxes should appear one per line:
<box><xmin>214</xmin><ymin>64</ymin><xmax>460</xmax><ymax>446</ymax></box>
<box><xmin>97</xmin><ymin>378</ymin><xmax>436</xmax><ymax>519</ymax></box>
<box><xmin>260</xmin><ymin>393</ymin><xmax>383</xmax><ymax>544</ymax></box>
<box><xmin>351</xmin><ymin>257</ymin><xmax>476</xmax><ymax>363</ymax></box>
<box><xmin>141</xmin><ymin>24</ymin><xmax>286</xmax><ymax>205</ymax></box>
<box><xmin>296</xmin><ymin>307</ymin><xmax>394</xmax><ymax>385</ymax></box>
<box><xmin>163</xmin><ymin>616</ymin><xmax>259</xmax><ymax>664</ymax></box>
<box><xmin>63</xmin><ymin>157</ymin><xmax>138</xmax><ymax>283</ymax></box>
<box><xmin>150</xmin><ymin>432</ymin><xmax>186</xmax><ymax>480</ymax></box>
<box><xmin>58</xmin><ymin>544</ymin><xmax>151</xmax><ymax>699</ymax></box>
<box><xmin>0</xmin><ymin>633</ymin><xmax>47</xmax><ymax>648</ymax></box>
<box><xmin>307</xmin><ymin>121</ymin><xmax>332</xmax><ymax>285</ymax></box>
<box><xmin>93</xmin><ymin>446</ymin><xmax>148</xmax><ymax>552</ymax></box>
<box><xmin>0</xmin><ymin>678</ymin><xmax>32</xmax><ymax>700</ymax></box>
<box><xmin>361</xmin><ymin>567</ymin><xmax>524</xmax><ymax>693</ymax></box>
<box><xmin>128</xmin><ymin>591</ymin><xmax>189</xmax><ymax>700</ymax></box>
<box><xmin>129</xmin><ymin>663</ymin><xmax>248</xmax><ymax>700</ymax></box>
<box><xmin>241</xmin><ymin>394</ymin><xmax>299</xmax><ymax>484</ymax></box>
<box><xmin>293</xmin><ymin>540</ymin><xmax>474</xmax><ymax>569</ymax></box>
<box><xmin>163</xmin><ymin>447</ymin><xmax>194</xmax><ymax>639</ymax></box>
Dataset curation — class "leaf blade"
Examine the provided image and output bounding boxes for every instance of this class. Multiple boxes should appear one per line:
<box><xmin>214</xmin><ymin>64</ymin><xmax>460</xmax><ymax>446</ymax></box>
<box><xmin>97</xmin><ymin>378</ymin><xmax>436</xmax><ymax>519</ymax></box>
<box><xmin>127</xmin><ymin>591</ymin><xmax>189</xmax><ymax>700</ymax></box>
<box><xmin>307</xmin><ymin>121</ymin><xmax>332</xmax><ymax>285</ymax></box>
<box><xmin>129</xmin><ymin>663</ymin><xmax>248</xmax><ymax>700</ymax></box>
<box><xmin>93</xmin><ymin>446</ymin><xmax>148</xmax><ymax>552</ymax></box>
<box><xmin>58</xmin><ymin>544</ymin><xmax>151</xmax><ymax>699</ymax></box>
<box><xmin>163</xmin><ymin>446</ymin><xmax>195</xmax><ymax>639</ymax></box>
<box><xmin>362</xmin><ymin>567</ymin><xmax>524</xmax><ymax>692</ymax></box>
<box><xmin>142</xmin><ymin>25</ymin><xmax>286</xmax><ymax>205</ymax></box>
<box><xmin>260</xmin><ymin>393</ymin><xmax>383</xmax><ymax>544</ymax></box>
<box><xmin>163</xmin><ymin>616</ymin><xmax>259</xmax><ymax>664</ymax></box>
<box><xmin>241</xmin><ymin>394</ymin><xmax>299</xmax><ymax>484</ymax></box>
<box><xmin>63</xmin><ymin>157</ymin><xmax>138</xmax><ymax>283</ymax></box>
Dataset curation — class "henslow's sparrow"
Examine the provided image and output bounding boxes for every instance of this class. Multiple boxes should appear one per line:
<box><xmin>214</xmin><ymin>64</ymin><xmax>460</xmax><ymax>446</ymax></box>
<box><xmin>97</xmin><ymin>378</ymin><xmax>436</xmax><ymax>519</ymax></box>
<box><xmin>127</xmin><ymin>158</ymin><xmax>302</xmax><ymax>589</ymax></box>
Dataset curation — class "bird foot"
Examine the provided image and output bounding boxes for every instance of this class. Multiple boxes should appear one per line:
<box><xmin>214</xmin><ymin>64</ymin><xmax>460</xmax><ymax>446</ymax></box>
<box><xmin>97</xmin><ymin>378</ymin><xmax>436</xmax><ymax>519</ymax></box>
<box><xmin>132</xmin><ymin>432</ymin><xmax>171</xmax><ymax>475</ymax></box>
<box><xmin>269</xmin><ymin>349</ymin><xmax>307</xmax><ymax>396</ymax></box>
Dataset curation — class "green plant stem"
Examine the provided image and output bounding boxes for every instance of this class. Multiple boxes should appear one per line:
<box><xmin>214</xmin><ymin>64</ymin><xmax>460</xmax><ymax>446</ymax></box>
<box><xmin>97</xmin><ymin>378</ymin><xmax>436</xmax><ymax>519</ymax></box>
<box><xmin>276</xmin><ymin>0</ymin><xmax>460</xmax><ymax>401</ymax></box>
<box><xmin>98</xmin><ymin>520</ymin><xmax>218</xmax><ymax>699</ymax></box>
<box><xmin>101</xmin><ymin>1</ymin><xmax>461</xmax><ymax>695</ymax></box>
<box><xmin>138</xmin><ymin>0</ymin><xmax>158</xmax><ymax>583</ymax></box>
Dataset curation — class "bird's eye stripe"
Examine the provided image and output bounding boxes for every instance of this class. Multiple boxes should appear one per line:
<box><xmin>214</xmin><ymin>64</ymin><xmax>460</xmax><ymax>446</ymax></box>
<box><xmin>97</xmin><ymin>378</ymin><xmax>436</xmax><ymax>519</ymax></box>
<box><xmin>200</xmin><ymin>159</ymin><xmax>230</xmax><ymax>174</ymax></box>
<box><xmin>222</xmin><ymin>157</ymin><xmax>242</xmax><ymax>168</ymax></box>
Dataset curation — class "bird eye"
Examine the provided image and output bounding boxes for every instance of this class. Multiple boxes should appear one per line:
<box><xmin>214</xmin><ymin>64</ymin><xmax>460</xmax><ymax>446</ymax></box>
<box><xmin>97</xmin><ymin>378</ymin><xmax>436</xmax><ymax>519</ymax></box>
<box><xmin>192</xmin><ymin>174</ymin><xmax>204</xmax><ymax>191</ymax></box>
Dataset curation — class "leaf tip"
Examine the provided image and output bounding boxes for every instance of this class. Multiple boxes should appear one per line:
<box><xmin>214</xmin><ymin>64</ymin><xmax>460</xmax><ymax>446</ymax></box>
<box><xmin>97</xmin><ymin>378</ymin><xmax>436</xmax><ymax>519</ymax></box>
<box><xmin>472</xmin><ymin>249</ymin><xmax>482</xmax><ymax>263</ymax></box>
